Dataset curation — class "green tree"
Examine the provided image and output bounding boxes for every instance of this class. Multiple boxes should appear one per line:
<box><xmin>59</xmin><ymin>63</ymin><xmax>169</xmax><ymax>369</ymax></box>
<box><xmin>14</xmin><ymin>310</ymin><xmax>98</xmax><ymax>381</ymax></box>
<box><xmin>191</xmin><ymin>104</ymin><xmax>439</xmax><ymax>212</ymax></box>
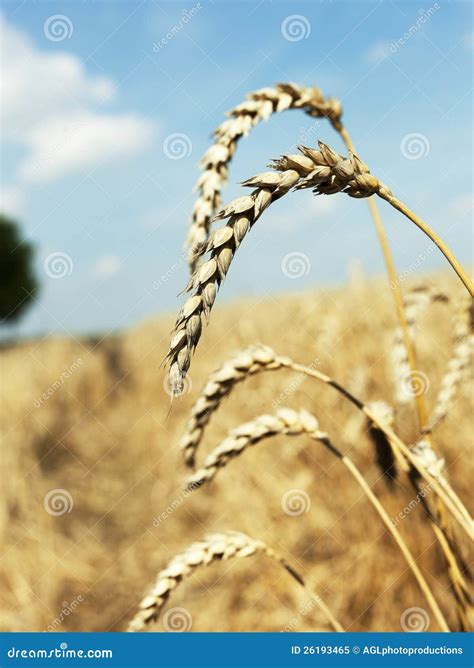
<box><xmin>0</xmin><ymin>214</ymin><xmax>38</xmax><ymax>324</ymax></box>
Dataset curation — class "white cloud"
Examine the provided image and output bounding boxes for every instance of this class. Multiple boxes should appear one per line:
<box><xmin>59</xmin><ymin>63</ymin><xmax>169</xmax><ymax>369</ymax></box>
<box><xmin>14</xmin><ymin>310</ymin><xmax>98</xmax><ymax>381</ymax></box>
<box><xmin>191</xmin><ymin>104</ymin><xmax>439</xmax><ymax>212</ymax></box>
<box><xmin>1</xmin><ymin>14</ymin><xmax>157</xmax><ymax>183</ymax></box>
<box><xmin>0</xmin><ymin>186</ymin><xmax>24</xmax><ymax>217</ymax></box>
<box><xmin>20</xmin><ymin>112</ymin><xmax>154</xmax><ymax>183</ymax></box>
<box><xmin>365</xmin><ymin>41</ymin><xmax>391</xmax><ymax>64</ymax></box>
<box><xmin>93</xmin><ymin>254</ymin><xmax>122</xmax><ymax>279</ymax></box>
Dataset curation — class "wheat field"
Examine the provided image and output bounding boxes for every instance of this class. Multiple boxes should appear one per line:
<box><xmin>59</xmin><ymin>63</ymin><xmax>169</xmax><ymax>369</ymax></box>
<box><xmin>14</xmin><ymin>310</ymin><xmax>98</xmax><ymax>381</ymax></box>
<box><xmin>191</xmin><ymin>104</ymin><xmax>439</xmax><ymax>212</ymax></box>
<box><xmin>1</xmin><ymin>270</ymin><xmax>471</xmax><ymax>632</ymax></box>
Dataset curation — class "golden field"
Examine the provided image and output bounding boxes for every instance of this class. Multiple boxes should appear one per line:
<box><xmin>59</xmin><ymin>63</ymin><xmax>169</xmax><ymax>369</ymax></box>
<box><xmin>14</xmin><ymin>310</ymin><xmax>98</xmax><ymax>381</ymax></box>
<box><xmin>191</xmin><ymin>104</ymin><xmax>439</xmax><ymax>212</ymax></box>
<box><xmin>0</xmin><ymin>271</ymin><xmax>472</xmax><ymax>633</ymax></box>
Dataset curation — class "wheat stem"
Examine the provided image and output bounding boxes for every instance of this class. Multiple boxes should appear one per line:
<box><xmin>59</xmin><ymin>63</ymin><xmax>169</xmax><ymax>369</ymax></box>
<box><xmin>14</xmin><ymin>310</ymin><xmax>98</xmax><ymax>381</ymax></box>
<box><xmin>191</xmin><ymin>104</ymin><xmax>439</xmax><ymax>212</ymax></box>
<box><xmin>127</xmin><ymin>530</ymin><xmax>343</xmax><ymax>632</ymax></box>
<box><xmin>381</xmin><ymin>194</ymin><xmax>473</xmax><ymax>296</ymax></box>
<box><xmin>185</xmin><ymin>409</ymin><xmax>450</xmax><ymax>632</ymax></box>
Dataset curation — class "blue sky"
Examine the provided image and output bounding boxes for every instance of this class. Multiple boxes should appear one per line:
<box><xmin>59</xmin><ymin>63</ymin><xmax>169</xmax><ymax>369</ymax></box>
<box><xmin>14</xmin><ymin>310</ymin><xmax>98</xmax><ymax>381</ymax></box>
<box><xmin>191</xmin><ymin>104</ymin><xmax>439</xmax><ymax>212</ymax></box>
<box><xmin>1</xmin><ymin>0</ymin><xmax>472</xmax><ymax>338</ymax></box>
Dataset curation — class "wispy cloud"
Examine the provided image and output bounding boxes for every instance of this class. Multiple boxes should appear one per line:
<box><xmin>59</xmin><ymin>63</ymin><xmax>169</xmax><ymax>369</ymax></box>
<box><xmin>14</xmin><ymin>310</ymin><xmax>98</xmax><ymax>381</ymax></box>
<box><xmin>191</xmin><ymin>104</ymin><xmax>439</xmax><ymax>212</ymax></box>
<box><xmin>1</xmin><ymin>14</ymin><xmax>157</xmax><ymax>184</ymax></box>
<box><xmin>93</xmin><ymin>254</ymin><xmax>122</xmax><ymax>279</ymax></box>
<box><xmin>364</xmin><ymin>41</ymin><xmax>391</xmax><ymax>64</ymax></box>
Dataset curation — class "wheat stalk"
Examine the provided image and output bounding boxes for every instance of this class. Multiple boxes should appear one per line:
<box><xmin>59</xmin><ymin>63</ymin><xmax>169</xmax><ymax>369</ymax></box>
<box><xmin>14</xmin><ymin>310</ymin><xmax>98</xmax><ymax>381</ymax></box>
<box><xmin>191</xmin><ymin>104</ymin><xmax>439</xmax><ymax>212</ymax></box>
<box><xmin>391</xmin><ymin>286</ymin><xmax>449</xmax><ymax>404</ymax></box>
<box><xmin>187</xmin><ymin>83</ymin><xmax>342</xmax><ymax>269</ymax></box>
<box><xmin>127</xmin><ymin>530</ymin><xmax>343</xmax><ymax>632</ymax></box>
<box><xmin>183</xmin><ymin>408</ymin><xmax>450</xmax><ymax>632</ymax></box>
<box><xmin>424</xmin><ymin>295</ymin><xmax>473</xmax><ymax>433</ymax></box>
<box><xmin>167</xmin><ymin>141</ymin><xmax>471</xmax><ymax>396</ymax></box>
<box><xmin>177</xmin><ymin>344</ymin><xmax>472</xmax><ymax>537</ymax></box>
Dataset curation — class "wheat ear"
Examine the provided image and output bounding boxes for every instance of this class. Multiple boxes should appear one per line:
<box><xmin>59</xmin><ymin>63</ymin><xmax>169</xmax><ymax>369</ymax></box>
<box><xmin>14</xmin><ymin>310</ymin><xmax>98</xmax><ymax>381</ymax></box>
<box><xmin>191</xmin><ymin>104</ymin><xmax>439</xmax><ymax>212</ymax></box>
<box><xmin>184</xmin><ymin>408</ymin><xmax>450</xmax><ymax>632</ymax></box>
<box><xmin>167</xmin><ymin>141</ymin><xmax>471</xmax><ymax>396</ymax></box>
<box><xmin>127</xmin><ymin>530</ymin><xmax>343</xmax><ymax>632</ymax></box>
<box><xmin>391</xmin><ymin>286</ymin><xmax>449</xmax><ymax>404</ymax></box>
<box><xmin>424</xmin><ymin>295</ymin><xmax>473</xmax><ymax>433</ymax></box>
<box><xmin>179</xmin><ymin>344</ymin><xmax>290</xmax><ymax>467</ymax></box>
<box><xmin>178</xmin><ymin>345</ymin><xmax>472</xmax><ymax>537</ymax></box>
<box><xmin>187</xmin><ymin>83</ymin><xmax>342</xmax><ymax>269</ymax></box>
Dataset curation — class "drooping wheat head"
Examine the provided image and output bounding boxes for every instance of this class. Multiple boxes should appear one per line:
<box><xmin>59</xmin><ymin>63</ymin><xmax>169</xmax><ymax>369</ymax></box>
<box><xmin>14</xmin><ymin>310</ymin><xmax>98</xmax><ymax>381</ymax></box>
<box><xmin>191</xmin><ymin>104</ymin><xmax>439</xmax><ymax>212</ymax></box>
<box><xmin>127</xmin><ymin>530</ymin><xmax>343</xmax><ymax>632</ymax></box>
<box><xmin>391</xmin><ymin>285</ymin><xmax>449</xmax><ymax>404</ymax></box>
<box><xmin>183</xmin><ymin>408</ymin><xmax>450</xmax><ymax>631</ymax></box>
<box><xmin>424</xmin><ymin>295</ymin><xmax>473</xmax><ymax>433</ymax></box>
<box><xmin>187</xmin><ymin>83</ymin><xmax>343</xmax><ymax>270</ymax></box>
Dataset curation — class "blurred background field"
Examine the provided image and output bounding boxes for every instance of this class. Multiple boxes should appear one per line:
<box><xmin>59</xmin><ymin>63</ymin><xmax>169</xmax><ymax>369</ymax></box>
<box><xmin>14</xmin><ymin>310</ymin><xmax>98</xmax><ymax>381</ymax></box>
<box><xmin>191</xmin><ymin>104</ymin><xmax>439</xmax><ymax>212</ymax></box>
<box><xmin>1</xmin><ymin>271</ymin><xmax>471</xmax><ymax>632</ymax></box>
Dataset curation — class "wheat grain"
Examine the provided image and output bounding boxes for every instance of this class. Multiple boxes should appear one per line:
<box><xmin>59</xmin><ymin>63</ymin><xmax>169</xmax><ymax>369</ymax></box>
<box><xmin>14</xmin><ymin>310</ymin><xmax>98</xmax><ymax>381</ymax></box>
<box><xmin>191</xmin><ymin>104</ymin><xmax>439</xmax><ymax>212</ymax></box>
<box><xmin>180</xmin><ymin>344</ymin><xmax>291</xmax><ymax>467</ymax></box>
<box><xmin>168</xmin><ymin>139</ymin><xmax>470</xmax><ymax>395</ymax></box>
<box><xmin>187</xmin><ymin>83</ymin><xmax>342</xmax><ymax>270</ymax></box>
<box><xmin>166</xmin><ymin>142</ymin><xmax>392</xmax><ymax>395</ymax></box>
<box><xmin>178</xmin><ymin>345</ymin><xmax>472</xmax><ymax>538</ymax></box>
<box><xmin>424</xmin><ymin>295</ymin><xmax>473</xmax><ymax>432</ymax></box>
<box><xmin>127</xmin><ymin>530</ymin><xmax>343</xmax><ymax>632</ymax></box>
<box><xmin>183</xmin><ymin>408</ymin><xmax>450</xmax><ymax>631</ymax></box>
